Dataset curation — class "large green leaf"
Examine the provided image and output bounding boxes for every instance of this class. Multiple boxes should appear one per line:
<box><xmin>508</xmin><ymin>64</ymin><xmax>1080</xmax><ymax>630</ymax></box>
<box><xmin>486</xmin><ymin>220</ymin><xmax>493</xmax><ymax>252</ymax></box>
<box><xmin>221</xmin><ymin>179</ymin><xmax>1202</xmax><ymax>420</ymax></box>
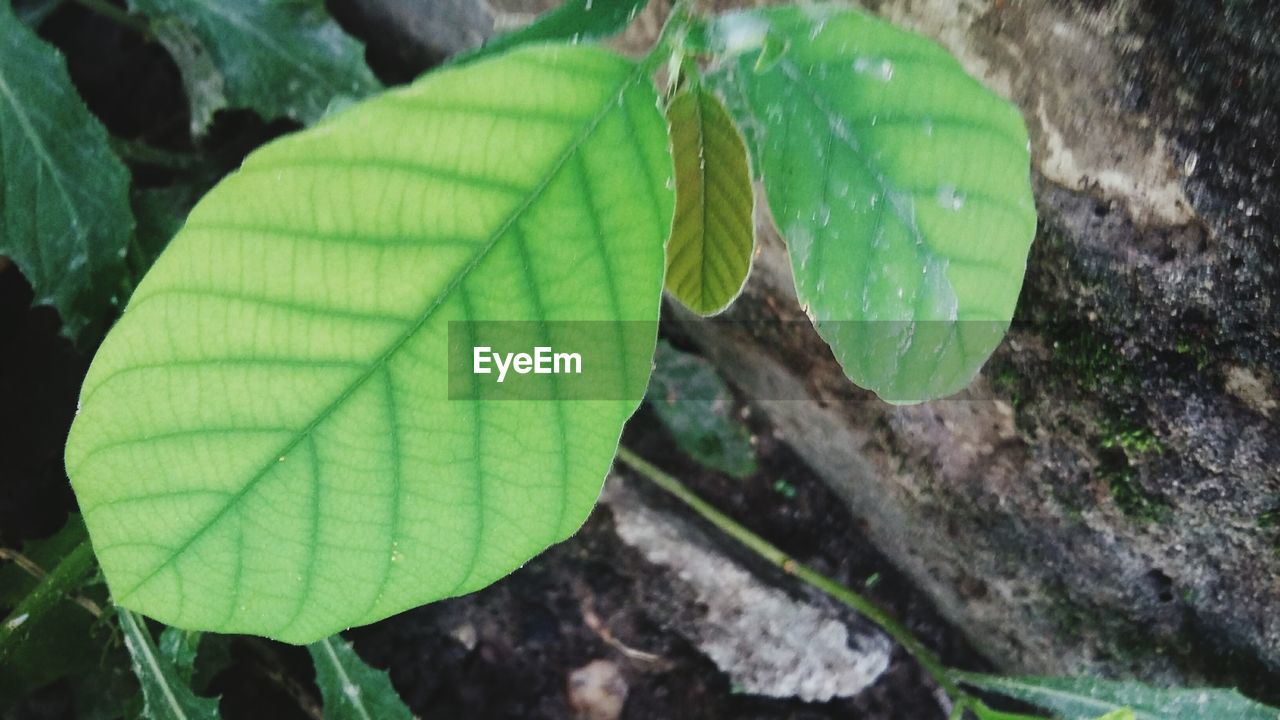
<box><xmin>0</xmin><ymin>0</ymin><xmax>135</xmax><ymax>342</ymax></box>
<box><xmin>117</xmin><ymin>609</ymin><xmax>219</xmax><ymax>720</ymax></box>
<box><xmin>664</xmin><ymin>84</ymin><xmax>754</xmax><ymax>315</ymax></box>
<box><xmin>308</xmin><ymin>636</ymin><xmax>412</xmax><ymax>720</ymax></box>
<box><xmin>126</xmin><ymin>0</ymin><xmax>380</xmax><ymax>133</ymax></box>
<box><xmin>958</xmin><ymin>674</ymin><xmax>1280</xmax><ymax>720</ymax></box>
<box><xmin>66</xmin><ymin>45</ymin><xmax>674</xmax><ymax>643</ymax></box>
<box><xmin>707</xmin><ymin>6</ymin><xmax>1037</xmax><ymax>402</ymax></box>
<box><xmin>454</xmin><ymin>0</ymin><xmax>651</xmax><ymax>67</ymax></box>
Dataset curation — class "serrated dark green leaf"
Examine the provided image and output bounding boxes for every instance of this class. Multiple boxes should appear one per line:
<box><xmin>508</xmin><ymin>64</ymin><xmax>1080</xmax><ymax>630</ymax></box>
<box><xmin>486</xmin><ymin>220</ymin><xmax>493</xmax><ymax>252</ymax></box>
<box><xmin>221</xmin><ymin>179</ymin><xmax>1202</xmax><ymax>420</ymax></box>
<box><xmin>958</xmin><ymin>673</ymin><xmax>1280</xmax><ymax>720</ymax></box>
<box><xmin>147</xmin><ymin>17</ymin><xmax>226</xmax><ymax>135</ymax></box>
<box><xmin>454</xmin><ymin>0</ymin><xmax>651</xmax><ymax>66</ymax></box>
<box><xmin>664</xmin><ymin>85</ymin><xmax>754</xmax><ymax>315</ymax></box>
<box><xmin>117</xmin><ymin>609</ymin><xmax>220</xmax><ymax>720</ymax></box>
<box><xmin>707</xmin><ymin>5</ymin><xmax>1037</xmax><ymax>403</ymax></box>
<box><xmin>646</xmin><ymin>340</ymin><xmax>756</xmax><ymax>478</ymax></box>
<box><xmin>308</xmin><ymin>636</ymin><xmax>412</xmax><ymax>720</ymax></box>
<box><xmin>126</xmin><ymin>0</ymin><xmax>380</xmax><ymax>133</ymax></box>
<box><xmin>0</xmin><ymin>0</ymin><xmax>135</xmax><ymax>342</ymax></box>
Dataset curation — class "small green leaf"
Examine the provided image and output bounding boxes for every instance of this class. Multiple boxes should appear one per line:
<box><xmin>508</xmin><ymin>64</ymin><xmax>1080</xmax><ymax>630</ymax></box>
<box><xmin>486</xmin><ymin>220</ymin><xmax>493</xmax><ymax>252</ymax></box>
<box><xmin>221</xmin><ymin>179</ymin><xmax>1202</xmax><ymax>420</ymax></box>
<box><xmin>308</xmin><ymin>636</ymin><xmax>412</xmax><ymax>720</ymax></box>
<box><xmin>157</xmin><ymin>628</ymin><xmax>200</xmax><ymax>684</ymax></box>
<box><xmin>67</xmin><ymin>45</ymin><xmax>674</xmax><ymax>643</ymax></box>
<box><xmin>455</xmin><ymin>0</ymin><xmax>651</xmax><ymax>66</ymax></box>
<box><xmin>958</xmin><ymin>673</ymin><xmax>1280</xmax><ymax>720</ymax></box>
<box><xmin>707</xmin><ymin>6</ymin><xmax>1037</xmax><ymax>402</ymax></box>
<box><xmin>664</xmin><ymin>85</ymin><xmax>754</xmax><ymax>315</ymax></box>
<box><xmin>117</xmin><ymin>609</ymin><xmax>219</xmax><ymax>720</ymax></box>
<box><xmin>0</xmin><ymin>0</ymin><xmax>135</xmax><ymax>342</ymax></box>
<box><xmin>646</xmin><ymin>340</ymin><xmax>756</xmax><ymax>477</ymax></box>
<box><xmin>126</xmin><ymin>0</ymin><xmax>380</xmax><ymax>132</ymax></box>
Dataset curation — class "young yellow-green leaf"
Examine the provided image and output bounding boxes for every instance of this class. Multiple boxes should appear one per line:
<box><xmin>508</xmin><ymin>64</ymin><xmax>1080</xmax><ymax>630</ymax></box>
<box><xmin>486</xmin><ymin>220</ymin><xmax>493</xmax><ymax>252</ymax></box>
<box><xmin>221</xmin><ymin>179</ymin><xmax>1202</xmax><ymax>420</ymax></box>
<box><xmin>308</xmin><ymin>636</ymin><xmax>412</xmax><ymax>720</ymax></box>
<box><xmin>664</xmin><ymin>85</ymin><xmax>754</xmax><ymax>315</ymax></box>
<box><xmin>0</xmin><ymin>0</ymin><xmax>135</xmax><ymax>342</ymax></box>
<box><xmin>707</xmin><ymin>6</ymin><xmax>1037</xmax><ymax>402</ymax></box>
<box><xmin>66</xmin><ymin>44</ymin><xmax>674</xmax><ymax>644</ymax></box>
<box><xmin>126</xmin><ymin>0</ymin><xmax>380</xmax><ymax>133</ymax></box>
<box><xmin>117</xmin><ymin>609</ymin><xmax>219</xmax><ymax>720</ymax></box>
<box><xmin>454</xmin><ymin>0</ymin><xmax>651</xmax><ymax>67</ymax></box>
<box><xmin>958</xmin><ymin>673</ymin><xmax>1280</xmax><ymax>720</ymax></box>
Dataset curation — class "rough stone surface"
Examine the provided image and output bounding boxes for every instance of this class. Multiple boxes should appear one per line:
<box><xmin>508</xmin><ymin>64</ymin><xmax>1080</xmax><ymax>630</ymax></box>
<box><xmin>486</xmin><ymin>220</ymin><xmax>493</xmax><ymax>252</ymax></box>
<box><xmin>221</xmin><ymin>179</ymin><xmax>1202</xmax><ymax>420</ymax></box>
<box><xmin>667</xmin><ymin>0</ymin><xmax>1280</xmax><ymax>698</ymax></box>
<box><xmin>600</xmin><ymin>476</ymin><xmax>894</xmax><ymax>702</ymax></box>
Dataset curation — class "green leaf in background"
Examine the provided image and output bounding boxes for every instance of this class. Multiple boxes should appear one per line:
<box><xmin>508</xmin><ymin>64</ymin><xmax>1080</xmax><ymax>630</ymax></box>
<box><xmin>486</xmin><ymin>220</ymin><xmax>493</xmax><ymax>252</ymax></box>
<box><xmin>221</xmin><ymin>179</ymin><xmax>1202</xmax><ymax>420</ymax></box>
<box><xmin>969</xmin><ymin>705</ymin><xmax>1049</xmax><ymax>720</ymax></box>
<box><xmin>0</xmin><ymin>516</ymin><xmax>100</xmax><ymax>704</ymax></box>
<box><xmin>67</xmin><ymin>45</ymin><xmax>674</xmax><ymax>644</ymax></box>
<box><xmin>14</xmin><ymin>0</ymin><xmax>61</xmax><ymax>28</ymax></box>
<box><xmin>126</xmin><ymin>0</ymin><xmax>380</xmax><ymax>133</ymax></box>
<box><xmin>157</xmin><ymin>627</ymin><xmax>200</xmax><ymax>684</ymax></box>
<box><xmin>117</xmin><ymin>609</ymin><xmax>219</xmax><ymax>720</ymax></box>
<box><xmin>131</xmin><ymin>181</ymin><xmax>207</xmax><ymax>269</ymax></box>
<box><xmin>664</xmin><ymin>84</ymin><xmax>754</xmax><ymax>315</ymax></box>
<box><xmin>0</xmin><ymin>0</ymin><xmax>135</xmax><ymax>343</ymax></box>
<box><xmin>147</xmin><ymin>17</ymin><xmax>226</xmax><ymax>135</ymax></box>
<box><xmin>707</xmin><ymin>5</ymin><xmax>1037</xmax><ymax>402</ymax></box>
<box><xmin>646</xmin><ymin>340</ymin><xmax>756</xmax><ymax>478</ymax></box>
<box><xmin>308</xmin><ymin>636</ymin><xmax>412</xmax><ymax>720</ymax></box>
<box><xmin>958</xmin><ymin>673</ymin><xmax>1280</xmax><ymax>720</ymax></box>
<box><xmin>455</xmin><ymin>0</ymin><xmax>651</xmax><ymax>66</ymax></box>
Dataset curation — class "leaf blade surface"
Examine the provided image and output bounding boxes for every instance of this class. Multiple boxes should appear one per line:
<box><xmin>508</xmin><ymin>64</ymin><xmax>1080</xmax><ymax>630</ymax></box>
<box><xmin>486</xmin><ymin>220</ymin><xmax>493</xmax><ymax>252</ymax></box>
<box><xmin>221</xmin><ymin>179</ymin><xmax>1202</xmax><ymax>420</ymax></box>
<box><xmin>708</xmin><ymin>6</ymin><xmax>1037</xmax><ymax>402</ymax></box>
<box><xmin>127</xmin><ymin>0</ymin><xmax>380</xmax><ymax>131</ymax></box>
<box><xmin>959</xmin><ymin>674</ymin><xmax>1280</xmax><ymax>720</ymax></box>
<box><xmin>67</xmin><ymin>45</ymin><xmax>674</xmax><ymax>643</ymax></box>
<box><xmin>0</xmin><ymin>0</ymin><xmax>134</xmax><ymax>342</ymax></box>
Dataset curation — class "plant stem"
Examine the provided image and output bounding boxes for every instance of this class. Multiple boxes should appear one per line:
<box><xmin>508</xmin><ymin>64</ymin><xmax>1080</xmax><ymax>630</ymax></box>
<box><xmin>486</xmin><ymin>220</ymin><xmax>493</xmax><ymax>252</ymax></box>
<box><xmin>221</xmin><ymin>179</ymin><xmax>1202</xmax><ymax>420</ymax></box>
<box><xmin>0</xmin><ymin>535</ymin><xmax>96</xmax><ymax>662</ymax></box>
<box><xmin>615</xmin><ymin>445</ymin><xmax>964</xmax><ymax>700</ymax></box>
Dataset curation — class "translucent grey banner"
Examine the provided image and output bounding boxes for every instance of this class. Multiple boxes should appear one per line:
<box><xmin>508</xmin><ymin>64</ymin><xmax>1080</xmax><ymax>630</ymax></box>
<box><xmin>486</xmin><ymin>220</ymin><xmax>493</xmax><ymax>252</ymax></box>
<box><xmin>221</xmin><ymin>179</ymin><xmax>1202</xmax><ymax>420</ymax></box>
<box><xmin>447</xmin><ymin>319</ymin><xmax>1044</xmax><ymax>402</ymax></box>
<box><xmin>447</xmin><ymin>320</ymin><xmax>660</xmax><ymax>401</ymax></box>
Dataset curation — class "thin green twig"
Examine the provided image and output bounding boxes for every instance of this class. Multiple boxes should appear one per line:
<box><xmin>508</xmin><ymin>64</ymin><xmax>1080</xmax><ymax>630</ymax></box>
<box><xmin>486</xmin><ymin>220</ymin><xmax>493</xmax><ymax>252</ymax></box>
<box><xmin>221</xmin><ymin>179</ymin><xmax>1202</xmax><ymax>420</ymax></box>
<box><xmin>0</xmin><ymin>535</ymin><xmax>96</xmax><ymax>663</ymax></box>
<box><xmin>615</xmin><ymin>445</ymin><xmax>963</xmax><ymax>699</ymax></box>
<box><xmin>109</xmin><ymin>137</ymin><xmax>200</xmax><ymax>171</ymax></box>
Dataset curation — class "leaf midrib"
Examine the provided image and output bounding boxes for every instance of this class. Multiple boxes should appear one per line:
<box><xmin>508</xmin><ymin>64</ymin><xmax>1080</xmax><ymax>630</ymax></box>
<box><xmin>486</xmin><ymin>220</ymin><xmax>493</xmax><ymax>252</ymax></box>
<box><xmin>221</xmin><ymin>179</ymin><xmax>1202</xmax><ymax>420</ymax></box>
<box><xmin>119</xmin><ymin>609</ymin><xmax>195</xmax><ymax>720</ymax></box>
<box><xmin>317</xmin><ymin>637</ymin><xmax>374</xmax><ymax>720</ymax></box>
<box><xmin>113</xmin><ymin>59</ymin><xmax>646</xmax><ymax>604</ymax></box>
